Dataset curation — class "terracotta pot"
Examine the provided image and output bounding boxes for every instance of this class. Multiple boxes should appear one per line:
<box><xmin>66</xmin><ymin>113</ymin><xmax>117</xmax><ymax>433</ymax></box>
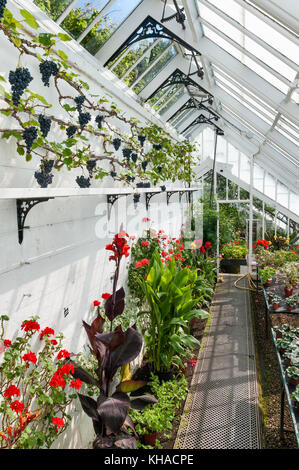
<box><xmin>275</xmin><ymin>332</ymin><xmax>282</xmax><ymax>339</ymax></box>
<box><xmin>143</xmin><ymin>432</ymin><xmax>158</xmax><ymax>446</ymax></box>
<box><xmin>272</xmin><ymin>303</ymin><xmax>279</xmax><ymax>310</ymax></box>
<box><xmin>279</xmin><ymin>348</ymin><xmax>286</xmax><ymax>355</ymax></box>
<box><xmin>287</xmin><ymin>305</ymin><xmax>293</xmax><ymax>311</ymax></box>
<box><xmin>285</xmin><ymin>357</ymin><xmax>291</xmax><ymax>367</ymax></box>
<box><xmin>190</xmin><ymin>318</ymin><xmax>196</xmax><ymax>328</ymax></box>
<box><xmin>263</xmin><ymin>281</ymin><xmax>271</xmax><ymax>288</ymax></box>
<box><xmin>284</xmin><ymin>286</ymin><xmax>293</xmax><ymax>297</ymax></box>
<box><xmin>289</xmin><ymin>377</ymin><xmax>299</xmax><ymax>387</ymax></box>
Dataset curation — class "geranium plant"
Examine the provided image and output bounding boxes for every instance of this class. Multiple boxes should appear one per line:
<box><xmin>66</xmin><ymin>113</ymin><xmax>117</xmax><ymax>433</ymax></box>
<box><xmin>0</xmin><ymin>315</ymin><xmax>79</xmax><ymax>449</ymax></box>
<box><xmin>69</xmin><ymin>231</ymin><xmax>157</xmax><ymax>449</ymax></box>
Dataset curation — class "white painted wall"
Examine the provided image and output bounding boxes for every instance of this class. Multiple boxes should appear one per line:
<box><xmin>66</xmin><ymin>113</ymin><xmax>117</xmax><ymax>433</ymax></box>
<box><xmin>0</xmin><ymin>0</ymin><xmax>200</xmax><ymax>449</ymax></box>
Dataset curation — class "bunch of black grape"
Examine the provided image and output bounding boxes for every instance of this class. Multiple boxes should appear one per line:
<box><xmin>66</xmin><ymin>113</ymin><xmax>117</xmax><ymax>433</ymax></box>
<box><xmin>76</xmin><ymin>176</ymin><xmax>91</xmax><ymax>188</ymax></box>
<box><xmin>78</xmin><ymin>112</ymin><xmax>91</xmax><ymax>127</ymax></box>
<box><xmin>131</xmin><ymin>153</ymin><xmax>137</xmax><ymax>163</ymax></box>
<box><xmin>126</xmin><ymin>175</ymin><xmax>135</xmax><ymax>183</ymax></box>
<box><xmin>153</xmin><ymin>143</ymin><xmax>162</xmax><ymax>151</ymax></box>
<box><xmin>23</xmin><ymin>126</ymin><xmax>38</xmax><ymax>152</ymax></box>
<box><xmin>34</xmin><ymin>171</ymin><xmax>53</xmax><ymax>188</ymax></box>
<box><xmin>110</xmin><ymin>171</ymin><xmax>117</xmax><ymax>178</ymax></box>
<box><xmin>138</xmin><ymin>135</ymin><xmax>146</xmax><ymax>147</ymax></box>
<box><xmin>112</xmin><ymin>138</ymin><xmax>121</xmax><ymax>151</ymax></box>
<box><xmin>38</xmin><ymin>115</ymin><xmax>51</xmax><ymax>138</ymax></box>
<box><xmin>86</xmin><ymin>159</ymin><xmax>96</xmax><ymax>174</ymax></box>
<box><xmin>9</xmin><ymin>67</ymin><xmax>33</xmax><ymax>106</ymax></box>
<box><xmin>133</xmin><ymin>194</ymin><xmax>141</xmax><ymax>204</ymax></box>
<box><xmin>39</xmin><ymin>61</ymin><xmax>59</xmax><ymax>87</ymax></box>
<box><xmin>75</xmin><ymin>96</ymin><xmax>85</xmax><ymax>113</ymax></box>
<box><xmin>160</xmin><ymin>185</ymin><xmax>166</xmax><ymax>192</ymax></box>
<box><xmin>157</xmin><ymin>166</ymin><xmax>163</xmax><ymax>173</ymax></box>
<box><xmin>0</xmin><ymin>0</ymin><xmax>7</xmax><ymax>20</ymax></box>
<box><xmin>66</xmin><ymin>125</ymin><xmax>77</xmax><ymax>138</ymax></box>
<box><xmin>122</xmin><ymin>148</ymin><xmax>132</xmax><ymax>162</ymax></box>
<box><xmin>34</xmin><ymin>159</ymin><xmax>54</xmax><ymax>188</ymax></box>
<box><xmin>141</xmin><ymin>161</ymin><xmax>148</xmax><ymax>171</ymax></box>
<box><xmin>95</xmin><ymin>115</ymin><xmax>104</xmax><ymax>129</ymax></box>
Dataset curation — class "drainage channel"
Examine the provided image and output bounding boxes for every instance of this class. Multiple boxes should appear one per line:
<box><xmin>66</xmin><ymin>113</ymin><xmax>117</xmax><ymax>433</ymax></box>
<box><xmin>175</xmin><ymin>274</ymin><xmax>262</xmax><ymax>449</ymax></box>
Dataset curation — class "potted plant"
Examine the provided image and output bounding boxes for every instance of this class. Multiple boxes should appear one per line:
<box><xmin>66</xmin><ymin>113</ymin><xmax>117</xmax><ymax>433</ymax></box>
<box><xmin>273</xmin><ymin>325</ymin><xmax>283</xmax><ymax>339</ymax></box>
<box><xmin>276</xmin><ymin>262</ymin><xmax>299</xmax><ymax>296</ymax></box>
<box><xmin>276</xmin><ymin>338</ymin><xmax>292</xmax><ymax>355</ymax></box>
<box><xmin>267</xmin><ymin>291</ymin><xmax>276</xmax><ymax>303</ymax></box>
<box><xmin>291</xmin><ymin>387</ymin><xmax>299</xmax><ymax>410</ymax></box>
<box><xmin>271</xmin><ymin>294</ymin><xmax>282</xmax><ymax>310</ymax></box>
<box><xmin>259</xmin><ymin>267</ymin><xmax>276</xmax><ymax>287</ymax></box>
<box><xmin>286</xmin><ymin>295</ymin><xmax>298</xmax><ymax>311</ymax></box>
<box><xmin>220</xmin><ymin>241</ymin><xmax>248</xmax><ymax>274</ymax></box>
<box><xmin>286</xmin><ymin>366</ymin><xmax>299</xmax><ymax>387</ymax></box>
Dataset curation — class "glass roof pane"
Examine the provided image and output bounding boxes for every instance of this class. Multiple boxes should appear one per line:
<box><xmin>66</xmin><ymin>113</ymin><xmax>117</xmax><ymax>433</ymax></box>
<box><xmin>132</xmin><ymin>45</ymin><xmax>178</xmax><ymax>94</ymax></box>
<box><xmin>203</xmin><ymin>26</ymin><xmax>290</xmax><ymax>94</ymax></box>
<box><xmin>159</xmin><ymin>87</ymin><xmax>185</xmax><ymax>115</ymax></box>
<box><xmin>108</xmin><ymin>38</ymin><xmax>156</xmax><ymax>78</ymax></box>
<box><xmin>154</xmin><ymin>84</ymin><xmax>182</xmax><ymax>111</ymax></box>
<box><xmin>33</xmin><ymin>0</ymin><xmax>74</xmax><ymax>21</ymax></box>
<box><xmin>60</xmin><ymin>1</ymin><xmax>110</xmax><ymax>40</ymax></box>
<box><xmin>80</xmin><ymin>0</ymin><xmax>142</xmax><ymax>55</ymax></box>
<box><xmin>125</xmin><ymin>39</ymin><xmax>172</xmax><ymax>87</ymax></box>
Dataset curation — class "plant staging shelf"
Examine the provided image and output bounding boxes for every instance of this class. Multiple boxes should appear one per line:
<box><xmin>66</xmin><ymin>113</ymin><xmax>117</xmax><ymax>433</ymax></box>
<box><xmin>271</xmin><ymin>328</ymin><xmax>299</xmax><ymax>447</ymax></box>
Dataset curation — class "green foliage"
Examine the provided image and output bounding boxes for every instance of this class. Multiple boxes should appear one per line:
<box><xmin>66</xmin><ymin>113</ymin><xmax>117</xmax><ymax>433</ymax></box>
<box><xmin>221</xmin><ymin>241</ymin><xmax>248</xmax><ymax>259</ymax></box>
<box><xmin>138</xmin><ymin>251</ymin><xmax>209</xmax><ymax>372</ymax></box>
<box><xmin>129</xmin><ymin>374</ymin><xmax>188</xmax><ymax>440</ymax></box>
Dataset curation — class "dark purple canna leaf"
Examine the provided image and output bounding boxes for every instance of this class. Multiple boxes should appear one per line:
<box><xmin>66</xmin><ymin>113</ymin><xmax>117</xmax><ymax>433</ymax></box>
<box><xmin>78</xmin><ymin>393</ymin><xmax>99</xmax><ymax>419</ymax></box>
<box><xmin>97</xmin><ymin>391</ymin><xmax>130</xmax><ymax>434</ymax></box>
<box><xmin>109</xmin><ymin>327</ymin><xmax>143</xmax><ymax>374</ymax></box>
<box><xmin>115</xmin><ymin>436</ymin><xmax>137</xmax><ymax>449</ymax></box>
<box><xmin>105</xmin><ymin>287</ymin><xmax>125</xmax><ymax>321</ymax></box>
<box><xmin>130</xmin><ymin>394</ymin><xmax>158</xmax><ymax>410</ymax></box>
<box><xmin>122</xmin><ymin>414</ymin><xmax>138</xmax><ymax>438</ymax></box>
<box><xmin>93</xmin><ymin>435</ymin><xmax>114</xmax><ymax>449</ymax></box>
<box><xmin>95</xmin><ymin>325</ymin><xmax>125</xmax><ymax>352</ymax></box>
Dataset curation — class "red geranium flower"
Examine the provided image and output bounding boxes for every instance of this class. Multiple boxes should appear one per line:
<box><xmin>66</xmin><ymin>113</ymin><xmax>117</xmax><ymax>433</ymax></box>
<box><xmin>4</xmin><ymin>385</ymin><xmax>21</xmax><ymax>399</ymax></box>
<box><xmin>93</xmin><ymin>300</ymin><xmax>101</xmax><ymax>307</ymax></box>
<box><xmin>57</xmin><ymin>349</ymin><xmax>70</xmax><ymax>360</ymax></box>
<box><xmin>142</xmin><ymin>217</ymin><xmax>150</xmax><ymax>222</ymax></box>
<box><xmin>50</xmin><ymin>374</ymin><xmax>66</xmax><ymax>388</ymax></box>
<box><xmin>40</xmin><ymin>327</ymin><xmax>55</xmax><ymax>341</ymax></box>
<box><xmin>141</xmin><ymin>241</ymin><xmax>149</xmax><ymax>247</ymax></box>
<box><xmin>4</xmin><ymin>339</ymin><xmax>11</xmax><ymax>348</ymax></box>
<box><xmin>52</xmin><ymin>417</ymin><xmax>65</xmax><ymax>429</ymax></box>
<box><xmin>51</xmin><ymin>339</ymin><xmax>58</xmax><ymax>346</ymax></box>
<box><xmin>101</xmin><ymin>293</ymin><xmax>111</xmax><ymax>300</ymax></box>
<box><xmin>58</xmin><ymin>364</ymin><xmax>74</xmax><ymax>376</ymax></box>
<box><xmin>21</xmin><ymin>320</ymin><xmax>40</xmax><ymax>333</ymax></box>
<box><xmin>10</xmin><ymin>400</ymin><xmax>24</xmax><ymax>413</ymax></box>
<box><xmin>69</xmin><ymin>379</ymin><xmax>82</xmax><ymax>390</ymax></box>
<box><xmin>135</xmin><ymin>261</ymin><xmax>142</xmax><ymax>268</ymax></box>
<box><xmin>22</xmin><ymin>351</ymin><xmax>37</xmax><ymax>364</ymax></box>
<box><xmin>140</xmin><ymin>258</ymin><xmax>150</xmax><ymax>266</ymax></box>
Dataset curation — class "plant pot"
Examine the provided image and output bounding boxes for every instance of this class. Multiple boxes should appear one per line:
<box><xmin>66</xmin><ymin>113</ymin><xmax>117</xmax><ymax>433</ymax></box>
<box><xmin>289</xmin><ymin>377</ymin><xmax>299</xmax><ymax>387</ymax></box>
<box><xmin>190</xmin><ymin>318</ymin><xmax>197</xmax><ymax>328</ymax></box>
<box><xmin>272</xmin><ymin>303</ymin><xmax>280</xmax><ymax>310</ymax></box>
<box><xmin>285</xmin><ymin>357</ymin><xmax>291</xmax><ymax>367</ymax></box>
<box><xmin>287</xmin><ymin>305</ymin><xmax>294</xmax><ymax>311</ymax></box>
<box><xmin>263</xmin><ymin>280</ymin><xmax>272</xmax><ymax>288</ymax></box>
<box><xmin>284</xmin><ymin>286</ymin><xmax>293</xmax><ymax>297</ymax></box>
<box><xmin>268</xmin><ymin>296</ymin><xmax>273</xmax><ymax>303</ymax></box>
<box><xmin>275</xmin><ymin>332</ymin><xmax>282</xmax><ymax>339</ymax></box>
<box><xmin>279</xmin><ymin>347</ymin><xmax>286</xmax><ymax>355</ymax></box>
<box><xmin>143</xmin><ymin>432</ymin><xmax>158</xmax><ymax>446</ymax></box>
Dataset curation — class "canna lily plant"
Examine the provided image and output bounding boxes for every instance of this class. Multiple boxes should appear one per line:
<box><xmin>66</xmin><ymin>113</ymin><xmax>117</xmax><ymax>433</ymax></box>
<box><xmin>138</xmin><ymin>250</ymin><xmax>209</xmax><ymax>374</ymax></box>
<box><xmin>68</xmin><ymin>231</ymin><xmax>157</xmax><ymax>449</ymax></box>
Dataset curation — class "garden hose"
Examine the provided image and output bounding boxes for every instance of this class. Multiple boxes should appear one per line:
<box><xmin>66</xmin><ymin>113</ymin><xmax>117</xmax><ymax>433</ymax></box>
<box><xmin>233</xmin><ymin>272</ymin><xmax>262</xmax><ymax>292</ymax></box>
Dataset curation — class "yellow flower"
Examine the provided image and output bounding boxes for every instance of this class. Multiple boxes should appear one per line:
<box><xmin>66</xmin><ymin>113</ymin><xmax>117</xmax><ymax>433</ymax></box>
<box><xmin>274</xmin><ymin>235</ymin><xmax>277</xmax><ymax>239</ymax></box>
<box><xmin>268</xmin><ymin>241</ymin><xmax>272</xmax><ymax>245</ymax></box>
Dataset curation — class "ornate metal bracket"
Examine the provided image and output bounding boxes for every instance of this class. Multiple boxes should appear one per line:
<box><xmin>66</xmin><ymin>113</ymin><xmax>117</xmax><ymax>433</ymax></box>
<box><xmin>145</xmin><ymin>192</ymin><xmax>161</xmax><ymax>211</ymax></box>
<box><xmin>166</xmin><ymin>190</ymin><xmax>184</xmax><ymax>204</ymax></box>
<box><xmin>107</xmin><ymin>194</ymin><xmax>129</xmax><ymax>220</ymax></box>
<box><xmin>17</xmin><ymin>198</ymin><xmax>53</xmax><ymax>244</ymax></box>
<box><xmin>182</xmin><ymin>113</ymin><xmax>223</xmax><ymax>135</ymax></box>
<box><xmin>104</xmin><ymin>16</ymin><xmax>202</xmax><ymax>69</ymax></box>
<box><xmin>146</xmin><ymin>69</ymin><xmax>211</xmax><ymax>102</ymax></box>
<box><xmin>168</xmin><ymin>97</ymin><xmax>219</xmax><ymax>123</ymax></box>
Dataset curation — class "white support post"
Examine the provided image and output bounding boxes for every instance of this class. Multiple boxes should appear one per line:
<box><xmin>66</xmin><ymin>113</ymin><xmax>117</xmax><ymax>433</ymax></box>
<box><xmin>249</xmin><ymin>156</ymin><xmax>254</xmax><ymax>274</ymax></box>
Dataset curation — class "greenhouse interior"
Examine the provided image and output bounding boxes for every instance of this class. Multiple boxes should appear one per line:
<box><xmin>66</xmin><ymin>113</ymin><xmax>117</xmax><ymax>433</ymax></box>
<box><xmin>0</xmin><ymin>0</ymin><xmax>298</xmax><ymax>452</ymax></box>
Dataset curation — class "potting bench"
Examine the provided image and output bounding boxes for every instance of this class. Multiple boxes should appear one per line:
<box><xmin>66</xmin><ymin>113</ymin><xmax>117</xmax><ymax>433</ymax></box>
<box><xmin>271</xmin><ymin>328</ymin><xmax>299</xmax><ymax>447</ymax></box>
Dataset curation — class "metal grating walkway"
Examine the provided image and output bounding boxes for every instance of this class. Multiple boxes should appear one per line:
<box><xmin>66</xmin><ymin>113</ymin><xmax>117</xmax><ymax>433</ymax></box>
<box><xmin>175</xmin><ymin>275</ymin><xmax>262</xmax><ymax>449</ymax></box>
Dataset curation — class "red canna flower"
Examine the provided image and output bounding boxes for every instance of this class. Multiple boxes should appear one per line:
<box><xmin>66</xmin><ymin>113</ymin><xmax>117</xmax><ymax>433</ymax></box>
<box><xmin>101</xmin><ymin>293</ymin><xmax>111</xmax><ymax>300</ymax></box>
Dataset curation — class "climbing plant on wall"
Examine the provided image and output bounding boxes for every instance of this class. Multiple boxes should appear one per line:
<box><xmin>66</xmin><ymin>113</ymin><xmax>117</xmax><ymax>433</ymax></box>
<box><xmin>0</xmin><ymin>3</ymin><xmax>198</xmax><ymax>188</ymax></box>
